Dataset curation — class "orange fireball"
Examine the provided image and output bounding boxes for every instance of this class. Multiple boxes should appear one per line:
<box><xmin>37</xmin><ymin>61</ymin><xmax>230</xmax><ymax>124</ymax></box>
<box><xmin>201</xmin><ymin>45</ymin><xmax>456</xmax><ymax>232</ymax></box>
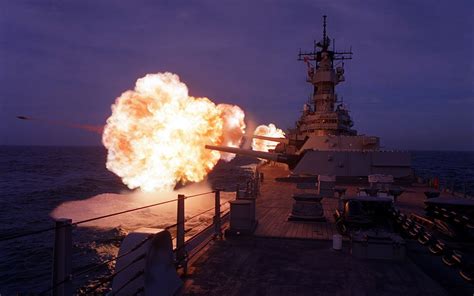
<box><xmin>102</xmin><ymin>73</ymin><xmax>246</xmax><ymax>192</ymax></box>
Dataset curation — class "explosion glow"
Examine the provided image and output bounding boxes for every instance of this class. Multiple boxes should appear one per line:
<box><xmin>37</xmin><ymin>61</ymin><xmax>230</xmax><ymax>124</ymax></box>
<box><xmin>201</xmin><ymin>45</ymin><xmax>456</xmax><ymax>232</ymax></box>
<box><xmin>102</xmin><ymin>72</ymin><xmax>245</xmax><ymax>192</ymax></box>
<box><xmin>252</xmin><ymin>123</ymin><xmax>285</xmax><ymax>152</ymax></box>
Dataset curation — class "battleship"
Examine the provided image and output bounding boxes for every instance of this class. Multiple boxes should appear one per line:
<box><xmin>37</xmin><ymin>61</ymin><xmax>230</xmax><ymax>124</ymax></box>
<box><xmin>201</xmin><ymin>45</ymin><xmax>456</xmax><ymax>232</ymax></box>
<box><xmin>206</xmin><ymin>16</ymin><xmax>412</xmax><ymax>181</ymax></box>
<box><xmin>7</xmin><ymin>16</ymin><xmax>473</xmax><ymax>296</ymax></box>
<box><xmin>104</xmin><ymin>16</ymin><xmax>474</xmax><ymax>296</ymax></box>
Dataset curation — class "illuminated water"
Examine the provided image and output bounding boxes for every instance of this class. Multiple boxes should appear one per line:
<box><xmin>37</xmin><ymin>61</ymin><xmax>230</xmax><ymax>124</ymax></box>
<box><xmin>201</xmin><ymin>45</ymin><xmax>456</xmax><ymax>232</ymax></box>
<box><xmin>0</xmin><ymin>146</ymin><xmax>258</xmax><ymax>294</ymax></box>
<box><xmin>0</xmin><ymin>147</ymin><xmax>472</xmax><ymax>294</ymax></box>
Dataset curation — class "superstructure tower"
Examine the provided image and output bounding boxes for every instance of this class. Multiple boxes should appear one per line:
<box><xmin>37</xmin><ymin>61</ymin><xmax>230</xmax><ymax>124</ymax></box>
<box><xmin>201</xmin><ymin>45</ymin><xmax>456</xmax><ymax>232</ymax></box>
<box><xmin>207</xmin><ymin>15</ymin><xmax>412</xmax><ymax>178</ymax></box>
<box><xmin>294</xmin><ymin>15</ymin><xmax>355</xmax><ymax>137</ymax></box>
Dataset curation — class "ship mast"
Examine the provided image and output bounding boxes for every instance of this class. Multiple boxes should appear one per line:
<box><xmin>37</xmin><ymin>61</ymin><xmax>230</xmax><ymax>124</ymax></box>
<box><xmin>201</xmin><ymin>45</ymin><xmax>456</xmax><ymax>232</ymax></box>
<box><xmin>296</xmin><ymin>15</ymin><xmax>354</xmax><ymax>136</ymax></box>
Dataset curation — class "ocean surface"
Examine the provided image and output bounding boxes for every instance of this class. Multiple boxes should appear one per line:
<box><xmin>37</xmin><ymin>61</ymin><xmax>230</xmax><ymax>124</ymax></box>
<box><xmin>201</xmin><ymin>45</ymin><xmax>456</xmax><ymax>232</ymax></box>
<box><xmin>0</xmin><ymin>147</ymin><xmax>473</xmax><ymax>294</ymax></box>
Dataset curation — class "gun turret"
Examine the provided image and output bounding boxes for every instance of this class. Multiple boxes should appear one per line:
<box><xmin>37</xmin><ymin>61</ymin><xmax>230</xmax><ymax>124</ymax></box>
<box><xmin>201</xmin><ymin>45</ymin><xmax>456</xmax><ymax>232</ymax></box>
<box><xmin>205</xmin><ymin>145</ymin><xmax>300</xmax><ymax>169</ymax></box>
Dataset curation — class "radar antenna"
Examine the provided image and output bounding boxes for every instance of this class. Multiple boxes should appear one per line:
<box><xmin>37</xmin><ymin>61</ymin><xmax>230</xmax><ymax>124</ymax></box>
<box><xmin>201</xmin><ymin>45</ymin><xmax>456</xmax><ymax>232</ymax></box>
<box><xmin>297</xmin><ymin>15</ymin><xmax>353</xmax><ymax>65</ymax></box>
<box><xmin>323</xmin><ymin>15</ymin><xmax>327</xmax><ymax>47</ymax></box>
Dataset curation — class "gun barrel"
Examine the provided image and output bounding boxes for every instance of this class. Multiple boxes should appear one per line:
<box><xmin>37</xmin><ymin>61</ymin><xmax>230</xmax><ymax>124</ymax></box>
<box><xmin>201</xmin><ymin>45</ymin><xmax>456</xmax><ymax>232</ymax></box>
<box><xmin>206</xmin><ymin>145</ymin><xmax>301</xmax><ymax>169</ymax></box>
<box><xmin>205</xmin><ymin>145</ymin><xmax>281</xmax><ymax>162</ymax></box>
<box><xmin>252</xmin><ymin>135</ymin><xmax>289</xmax><ymax>144</ymax></box>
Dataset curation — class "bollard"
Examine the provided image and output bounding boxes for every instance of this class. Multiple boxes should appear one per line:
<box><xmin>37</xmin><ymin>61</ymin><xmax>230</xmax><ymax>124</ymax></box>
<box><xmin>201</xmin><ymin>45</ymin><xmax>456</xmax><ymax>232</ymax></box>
<box><xmin>52</xmin><ymin>218</ymin><xmax>72</xmax><ymax>296</ymax></box>
<box><xmin>333</xmin><ymin>234</ymin><xmax>342</xmax><ymax>251</ymax></box>
<box><xmin>176</xmin><ymin>194</ymin><xmax>187</xmax><ymax>274</ymax></box>
<box><xmin>214</xmin><ymin>189</ymin><xmax>222</xmax><ymax>237</ymax></box>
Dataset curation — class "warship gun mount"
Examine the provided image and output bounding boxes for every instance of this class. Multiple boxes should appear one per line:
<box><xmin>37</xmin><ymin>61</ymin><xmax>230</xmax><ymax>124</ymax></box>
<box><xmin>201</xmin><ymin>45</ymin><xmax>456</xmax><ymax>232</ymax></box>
<box><xmin>207</xmin><ymin>16</ymin><xmax>412</xmax><ymax>181</ymax></box>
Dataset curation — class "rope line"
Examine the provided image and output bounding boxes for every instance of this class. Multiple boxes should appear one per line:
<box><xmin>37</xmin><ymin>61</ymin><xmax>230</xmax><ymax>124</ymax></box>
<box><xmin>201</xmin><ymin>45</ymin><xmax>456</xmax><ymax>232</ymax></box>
<box><xmin>172</xmin><ymin>200</ymin><xmax>231</xmax><ymax>253</ymax></box>
<box><xmin>9</xmin><ymin>187</ymin><xmax>240</xmax><ymax>294</ymax></box>
<box><xmin>132</xmin><ymin>287</ymin><xmax>145</xmax><ymax>296</ymax></box>
<box><xmin>111</xmin><ymin>270</ymin><xmax>145</xmax><ymax>296</ymax></box>
<box><xmin>80</xmin><ymin>255</ymin><xmax>146</xmax><ymax>295</ymax></box>
<box><xmin>170</xmin><ymin>200</ymin><xmax>230</xmax><ymax>231</ymax></box>
<box><xmin>47</xmin><ymin>251</ymin><xmax>146</xmax><ymax>296</ymax></box>
<box><xmin>184</xmin><ymin>207</ymin><xmax>215</xmax><ymax>223</ymax></box>
<box><xmin>184</xmin><ymin>190</ymin><xmax>215</xmax><ymax>199</ymax></box>
<box><xmin>42</xmin><ymin>199</ymin><xmax>230</xmax><ymax>293</ymax></box>
<box><xmin>187</xmin><ymin>233</ymin><xmax>215</xmax><ymax>260</ymax></box>
<box><xmin>0</xmin><ymin>198</ymin><xmax>179</xmax><ymax>242</ymax></box>
<box><xmin>79</xmin><ymin>274</ymin><xmax>112</xmax><ymax>294</ymax></box>
<box><xmin>0</xmin><ymin>225</ymin><xmax>58</xmax><ymax>242</ymax></box>
<box><xmin>111</xmin><ymin>253</ymin><xmax>146</xmax><ymax>279</ymax></box>
<box><xmin>38</xmin><ymin>275</ymin><xmax>71</xmax><ymax>295</ymax></box>
<box><xmin>0</xmin><ymin>189</ymin><xmax>234</xmax><ymax>242</ymax></box>
<box><xmin>73</xmin><ymin>234</ymin><xmax>154</xmax><ymax>278</ymax></box>
<box><xmin>74</xmin><ymin>198</ymin><xmax>179</xmax><ymax>225</ymax></box>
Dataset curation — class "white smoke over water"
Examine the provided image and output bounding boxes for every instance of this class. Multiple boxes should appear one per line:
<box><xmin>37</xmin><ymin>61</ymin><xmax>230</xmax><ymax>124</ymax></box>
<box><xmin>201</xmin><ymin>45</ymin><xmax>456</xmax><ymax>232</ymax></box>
<box><xmin>50</xmin><ymin>182</ymin><xmax>233</xmax><ymax>230</ymax></box>
<box><xmin>252</xmin><ymin>123</ymin><xmax>285</xmax><ymax>152</ymax></box>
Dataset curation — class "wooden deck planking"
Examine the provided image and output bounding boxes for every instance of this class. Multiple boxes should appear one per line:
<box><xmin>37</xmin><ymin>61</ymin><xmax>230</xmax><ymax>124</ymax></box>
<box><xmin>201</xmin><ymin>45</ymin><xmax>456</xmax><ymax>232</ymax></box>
<box><xmin>183</xmin><ymin>164</ymin><xmax>468</xmax><ymax>295</ymax></box>
<box><xmin>265</xmin><ymin>207</ymin><xmax>281</xmax><ymax>236</ymax></box>
<box><xmin>256</xmin><ymin>207</ymin><xmax>276</xmax><ymax>235</ymax></box>
<box><xmin>311</xmin><ymin>224</ymin><xmax>319</xmax><ymax>239</ymax></box>
<box><xmin>253</xmin><ymin>164</ymin><xmax>437</xmax><ymax>241</ymax></box>
<box><xmin>253</xmin><ymin>165</ymin><xmax>333</xmax><ymax>240</ymax></box>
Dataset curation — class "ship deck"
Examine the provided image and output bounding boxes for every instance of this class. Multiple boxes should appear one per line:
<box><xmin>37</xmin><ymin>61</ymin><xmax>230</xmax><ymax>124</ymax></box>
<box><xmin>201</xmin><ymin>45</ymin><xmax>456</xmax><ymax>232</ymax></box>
<box><xmin>252</xmin><ymin>163</ymin><xmax>430</xmax><ymax>241</ymax></box>
<box><xmin>254</xmin><ymin>163</ymin><xmax>339</xmax><ymax>240</ymax></box>
<box><xmin>182</xmin><ymin>164</ymin><xmax>469</xmax><ymax>295</ymax></box>
<box><xmin>182</xmin><ymin>237</ymin><xmax>447</xmax><ymax>296</ymax></box>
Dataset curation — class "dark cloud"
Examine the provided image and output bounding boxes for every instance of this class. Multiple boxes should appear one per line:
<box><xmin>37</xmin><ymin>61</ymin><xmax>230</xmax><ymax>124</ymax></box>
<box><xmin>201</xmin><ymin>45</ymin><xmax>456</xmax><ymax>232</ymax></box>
<box><xmin>0</xmin><ymin>0</ymin><xmax>472</xmax><ymax>150</ymax></box>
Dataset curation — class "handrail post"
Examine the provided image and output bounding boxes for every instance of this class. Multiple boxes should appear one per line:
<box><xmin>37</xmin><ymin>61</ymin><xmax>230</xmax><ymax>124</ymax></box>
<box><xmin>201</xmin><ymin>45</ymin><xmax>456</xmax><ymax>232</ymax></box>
<box><xmin>52</xmin><ymin>218</ymin><xmax>72</xmax><ymax>296</ymax></box>
<box><xmin>214</xmin><ymin>189</ymin><xmax>222</xmax><ymax>237</ymax></box>
<box><xmin>255</xmin><ymin>174</ymin><xmax>260</xmax><ymax>197</ymax></box>
<box><xmin>176</xmin><ymin>194</ymin><xmax>187</xmax><ymax>274</ymax></box>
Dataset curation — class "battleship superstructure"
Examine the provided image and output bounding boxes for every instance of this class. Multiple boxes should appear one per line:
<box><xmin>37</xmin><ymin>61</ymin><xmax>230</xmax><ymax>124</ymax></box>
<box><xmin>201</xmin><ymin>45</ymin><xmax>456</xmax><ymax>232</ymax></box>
<box><xmin>293</xmin><ymin>15</ymin><xmax>357</xmax><ymax>138</ymax></box>
<box><xmin>207</xmin><ymin>16</ymin><xmax>412</xmax><ymax>180</ymax></box>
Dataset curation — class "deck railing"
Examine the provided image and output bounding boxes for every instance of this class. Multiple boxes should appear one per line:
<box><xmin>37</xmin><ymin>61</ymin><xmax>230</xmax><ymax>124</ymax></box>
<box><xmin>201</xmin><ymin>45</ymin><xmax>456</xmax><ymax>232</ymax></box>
<box><xmin>50</xmin><ymin>189</ymin><xmax>228</xmax><ymax>295</ymax></box>
<box><xmin>0</xmin><ymin>169</ymin><xmax>262</xmax><ymax>295</ymax></box>
<box><xmin>424</xmin><ymin>176</ymin><xmax>473</xmax><ymax>199</ymax></box>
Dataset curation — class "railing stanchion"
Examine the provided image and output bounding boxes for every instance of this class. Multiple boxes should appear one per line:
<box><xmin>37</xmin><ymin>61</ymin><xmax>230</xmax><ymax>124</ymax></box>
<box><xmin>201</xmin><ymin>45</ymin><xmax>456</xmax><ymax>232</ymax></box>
<box><xmin>214</xmin><ymin>189</ymin><xmax>222</xmax><ymax>237</ymax></box>
<box><xmin>176</xmin><ymin>194</ymin><xmax>187</xmax><ymax>274</ymax></box>
<box><xmin>255</xmin><ymin>174</ymin><xmax>260</xmax><ymax>197</ymax></box>
<box><xmin>52</xmin><ymin>218</ymin><xmax>72</xmax><ymax>296</ymax></box>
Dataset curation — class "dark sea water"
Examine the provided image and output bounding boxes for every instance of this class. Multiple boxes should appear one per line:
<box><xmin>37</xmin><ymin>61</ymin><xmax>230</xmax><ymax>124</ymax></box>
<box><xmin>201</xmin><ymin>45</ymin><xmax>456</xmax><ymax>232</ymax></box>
<box><xmin>0</xmin><ymin>146</ymin><xmax>257</xmax><ymax>295</ymax></box>
<box><xmin>0</xmin><ymin>147</ymin><xmax>473</xmax><ymax>294</ymax></box>
<box><xmin>411</xmin><ymin>151</ymin><xmax>474</xmax><ymax>194</ymax></box>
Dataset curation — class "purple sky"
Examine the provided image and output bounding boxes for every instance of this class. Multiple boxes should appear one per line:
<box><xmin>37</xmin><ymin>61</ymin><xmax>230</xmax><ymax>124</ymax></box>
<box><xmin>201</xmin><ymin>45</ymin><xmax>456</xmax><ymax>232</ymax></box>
<box><xmin>1</xmin><ymin>1</ymin><xmax>472</xmax><ymax>150</ymax></box>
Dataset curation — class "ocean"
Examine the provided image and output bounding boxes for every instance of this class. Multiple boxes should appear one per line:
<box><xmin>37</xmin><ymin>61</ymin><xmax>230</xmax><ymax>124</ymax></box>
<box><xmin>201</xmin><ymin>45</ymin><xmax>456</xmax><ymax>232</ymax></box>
<box><xmin>0</xmin><ymin>146</ymin><xmax>473</xmax><ymax>294</ymax></box>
